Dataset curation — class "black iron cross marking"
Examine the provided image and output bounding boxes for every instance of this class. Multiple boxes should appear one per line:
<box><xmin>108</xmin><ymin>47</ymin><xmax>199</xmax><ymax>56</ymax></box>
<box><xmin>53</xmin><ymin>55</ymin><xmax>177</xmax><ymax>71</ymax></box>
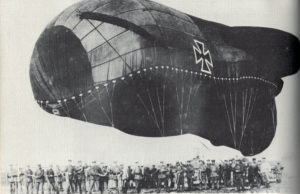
<box><xmin>193</xmin><ymin>40</ymin><xmax>213</xmax><ymax>74</ymax></box>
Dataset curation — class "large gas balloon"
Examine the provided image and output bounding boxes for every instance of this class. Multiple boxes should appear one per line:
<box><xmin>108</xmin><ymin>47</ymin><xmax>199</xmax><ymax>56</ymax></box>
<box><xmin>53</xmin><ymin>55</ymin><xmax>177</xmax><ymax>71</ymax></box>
<box><xmin>30</xmin><ymin>0</ymin><xmax>299</xmax><ymax>156</ymax></box>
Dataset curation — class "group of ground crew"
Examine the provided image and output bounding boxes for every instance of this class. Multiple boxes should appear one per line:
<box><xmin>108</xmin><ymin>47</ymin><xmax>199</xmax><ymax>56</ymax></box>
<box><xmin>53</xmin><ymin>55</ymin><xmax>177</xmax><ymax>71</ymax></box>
<box><xmin>6</xmin><ymin>157</ymin><xmax>283</xmax><ymax>194</ymax></box>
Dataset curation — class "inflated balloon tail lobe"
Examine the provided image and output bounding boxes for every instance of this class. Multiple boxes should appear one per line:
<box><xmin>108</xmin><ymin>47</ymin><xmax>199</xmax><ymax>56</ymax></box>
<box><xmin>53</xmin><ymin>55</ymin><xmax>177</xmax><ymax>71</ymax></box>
<box><xmin>189</xmin><ymin>15</ymin><xmax>300</xmax><ymax>79</ymax></box>
<box><xmin>228</xmin><ymin>27</ymin><xmax>300</xmax><ymax>78</ymax></box>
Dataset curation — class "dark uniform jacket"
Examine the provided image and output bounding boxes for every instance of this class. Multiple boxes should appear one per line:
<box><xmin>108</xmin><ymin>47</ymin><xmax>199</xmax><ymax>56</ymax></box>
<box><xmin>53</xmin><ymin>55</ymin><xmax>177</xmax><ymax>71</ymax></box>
<box><xmin>25</xmin><ymin>169</ymin><xmax>33</xmax><ymax>183</ymax></box>
<box><xmin>65</xmin><ymin>165</ymin><xmax>75</xmax><ymax>181</ymax></box>
<box><xmin>19</xmin><ymin>171</ymin><xmax>25</xmax><ymax>182</ymax></box>
<box><xmin>90</xmin><ymin>165</ymin><xmax>102</xmax><ymax>181</ymax></box>
<box><xmin>186</xmin><ymin>165</ymin><xmax>194</xmax><ymax>179</ymax></box>
<box><xmin>205</xmin><ymin>164</ymin><xmax>211</xmax><ymax>178</ymax></box>
<box><xmin>234</xmin><ymin>163</ymin><xmax>245</xmax><ymax>179</ymax></box>
<box><xmin>75</xmin><ymin>166</ymin><xmax>86</xmax><ymax>181</ymax></box>
<box><xmin>210</xmin><ymin>164</ymin><xmax>219</xmax><ymax>177</ymax></box>
<box><xmin>35</xmin><ymin>168</ymin><xmax>45</xmax><ymax>183</ymax></box>
<box><xmin>46</xmin><ymin>169</ymin><xmax>55</xmax><ymax>183</ymax></box>
<box><xmin>7</xmin><ymin>169</ymin><xmax>17</xmax><ymax>183</ymax></box>
<box><xmin>134</xmin><ymin>167</ymin><xmax>143</xmax><ymax>180</ymax></box>
<box><xmin>55</xmin><ymin>168</ymin><xmax>63</xmax><ymax>182</ymax></box>
<box><xmin>224</xmin><ymin>164</ymin><xmax>231</xmax><ymax>179</ymax></box>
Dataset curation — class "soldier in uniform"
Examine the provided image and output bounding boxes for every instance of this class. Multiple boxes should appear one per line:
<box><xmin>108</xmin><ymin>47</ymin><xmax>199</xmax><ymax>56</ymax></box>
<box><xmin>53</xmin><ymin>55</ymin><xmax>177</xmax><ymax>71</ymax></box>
<box><xmin>186</xmin><ymin>161</ymin><xmax>194</xmax><ymax>191</ymax></box>
<box><xmin>218</xmin><ymin>162</ymin><xmax>225</xmax><ymax>186</ymax></box>
<box><xmin>209</xmin><ymin>160</ymin><xmax>219</xmax><ymax>190</ymax></box>
<box><xmin>242</xmin><ymin>158</ymin><xmax>249</xmax><ymax>187</ymax></box>
<box><xmin>64</xmin><ymin>160</ymin><xmax>75</xmax><ymax>194</ymax></box>
<box><xmin>182</xmin><ymin>166</ymin><xmax>189</xmax><ymax>191</ymax></box>
<box><xmin>223</xmin><ymin>160</ymin><xmax>231</xmax><ymax>186</ymax></box>
<box><xmin>117</xmin><ymin>164</ymin><xmax>124</xmax><ymax>193</ymax></box>
<box><xmin>54</xmin><ymin>165</ymin><xmax>64</xmax><ymax>192</ymax></box>
<box><xmin>143</xmin><ymin>166</ymin><xmax>150</xmax><ymax>189</ymax></box>
<box><xmin>191</xmin><ymin>159</ymin><xmax>201</xmax><ymax>189</ymax></box>
<box><xmin>150</xmin><ymin>165</ymin><xmax>158</xmax><ymax>188</ymax></box>
<box><xmin>25</xmin><ymin>165</ymin><xmax>34</xmax><ymax>194</ymax></box>
<box><xmin>199</xmin><ymin>160</ymin><xmax>207</xmax><ymax>190</ymax></box>
<box><xmin>7</xmin><ymin>164</ymin><xmax>17</xmax><ymax>193</ymax></box>
<box><xmin>35</xmin><ymin>164</ymin><xmax>45</xmax><ymax>194</ymax></box>
<box><xmin>13</xmin><ymin>165</ymin><xmax>19</xmax><ymax>192</ymax></box>
<box><xmin>233</xmin><ymin>159</ymin><xmax>245</xmax><ymax>191</ymax></box>
<box><xmin>259</xmin><ymin>157</ymin><xmax>271</xmax><ymax>188</ymax></box>
<box><xmin>172</xmin><ymin>164</ymin><xmax>179</xmax><ymax>190</ymax></box>
<box><xmin>108</xmin><ymin>161</ymin><xmax>119</xmax><ymax>191</ymax></box>
<box><xmin>175</xmin><ymin>164</ymin><xmax>184</xmax><ymax>192</ymax></box>
<box><xmin>133</xmin><ymin>162</ymin><xmax>143</xmax><ymax>193</ymax></box>
<box><xmin>101</xmin><ymin>165</ymin><xmax>109</xmax><ymax>192</ymax></box>
<box><xmin>205</xmin><ymin>160</ymin><xmax>211</xmax><ymax>189</ymax></box>
<box><xmin>88</xmin><ymin>161</ymin><xmax>102</xmax><ymax>194</ymax></box>
<box><xmin>85</xmin><ymin>164</ymin><xmax>92</xmax><ymax>192</ymax></box>
<box><xmin>75</xmin><ymin>161</ymin><xmax>86</xmax><ymax>194</ymax></box>
<box><xmin>19</xmin><ymin>167</ymin><xmax>25</xmax><ymax>193</ymax></box>
<box><xmin>156</xmin><ymin>162</ymin><xmax>168</xmax><ymax>193</ymax></box>
<box><xmin>230</xmin><ymin>159</ymin><xmax>236</xmax><ymax>186</ymax></box>
<box><xmin>167</xmin><ymin>164</ymin><xmax>174</xmax><ymax>189</ymax></box>
<box><xmin>248</xmin><ymin>158</ymin><xmax>255</xmax><ymax>188</ymax></box>
<box><xmin>121</xmin><ymin>166</ymin><xmax>132</xmax><ymax>193</ymax></box>
<box><xmin>274</xmin><ymin>162</ymin><xmax>284</xmax><ymax>183</ymax></box>
<box><xmin>46</xmin><ymin>165</ymin><xmax>58</xmax><ymax>194</ymax></box>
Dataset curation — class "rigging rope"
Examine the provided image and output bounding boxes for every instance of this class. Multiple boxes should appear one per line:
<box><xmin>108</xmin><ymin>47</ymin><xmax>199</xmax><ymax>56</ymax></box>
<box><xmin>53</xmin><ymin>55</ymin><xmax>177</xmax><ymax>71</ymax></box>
<box><xmin>223</xmin><ymin>94</ymin><xmax>236</xmax><ymax>148</ymax></box>
<box><xmin>175</xmin><ymin>83</ymin><xmax>182</xmax><ymax>135</ymax></box>
<box><xmin>93</xmin><ymin>88</ymin><xmax>112</xmax><ymax>125</ymax></box>
<box><xmin>71</xmin><ymin>97</ymin><xmax>88</xmax><ymax>122</ymax></box>
<box><xmin>79</xmin><ymin>95</ymin><xmax>88</xmax><ymax>121</ymax></box>
<box><xmin>63</xmin><ymin>100</ymin><xmax>71</xmax><ymax>117</ymax></box>
<box><xmin>229</xmin><ymin>92</ymin><xmax>237</xmax><ymax>148</ymax></box>
<box><xmin>147</xmin><ymin>88</ymin><xmax>162</xmax><ymax>134</ymax></box>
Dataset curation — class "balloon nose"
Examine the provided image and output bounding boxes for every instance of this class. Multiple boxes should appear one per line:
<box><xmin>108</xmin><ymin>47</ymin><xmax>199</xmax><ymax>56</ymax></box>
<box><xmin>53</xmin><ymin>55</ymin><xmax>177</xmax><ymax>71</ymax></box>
<box><xmin>30</xmin><ymin>26</ymin><xmax>93</xmax><ymax>102</ymax></box>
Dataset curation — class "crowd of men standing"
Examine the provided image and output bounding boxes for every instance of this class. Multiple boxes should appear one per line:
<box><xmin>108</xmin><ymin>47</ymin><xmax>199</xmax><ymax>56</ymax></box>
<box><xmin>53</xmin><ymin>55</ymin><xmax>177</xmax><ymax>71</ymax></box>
<box><xmin>5</xmin><ymin>157</ymin><xmax>284</xmax><ymax>194</ymax></box>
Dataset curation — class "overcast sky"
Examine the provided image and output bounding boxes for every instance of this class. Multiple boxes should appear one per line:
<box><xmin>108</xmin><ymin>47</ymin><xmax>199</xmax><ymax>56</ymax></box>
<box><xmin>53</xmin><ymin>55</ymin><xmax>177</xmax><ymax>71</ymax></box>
<box><xmin>0</xmin><ymin>0</ymin><xmax>299</xmax><ymax>171</ymax></box>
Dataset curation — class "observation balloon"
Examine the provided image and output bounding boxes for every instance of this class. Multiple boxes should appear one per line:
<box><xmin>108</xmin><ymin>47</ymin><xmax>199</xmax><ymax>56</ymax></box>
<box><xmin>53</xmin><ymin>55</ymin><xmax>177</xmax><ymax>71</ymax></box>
<box><xmin>30</xmin><ymin>0</ymin><xmax>300</xmax><ymax>156</ymax></box>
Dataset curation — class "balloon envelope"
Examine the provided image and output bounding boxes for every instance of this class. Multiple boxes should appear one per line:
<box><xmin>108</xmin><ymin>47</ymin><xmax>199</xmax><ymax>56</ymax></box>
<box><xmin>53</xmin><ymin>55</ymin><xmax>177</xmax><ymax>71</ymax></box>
<box><xmin>30</xmin><ymin>0</ymin><xmax>300</xmax><ymax>156</ymax></box>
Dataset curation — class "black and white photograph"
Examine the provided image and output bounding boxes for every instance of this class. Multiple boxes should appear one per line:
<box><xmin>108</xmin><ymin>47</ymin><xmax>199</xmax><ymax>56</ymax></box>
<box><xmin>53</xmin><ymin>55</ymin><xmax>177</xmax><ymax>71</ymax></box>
<box><xmin>0</xmin><ymin>0</ymin><xmax>299</xmax><ymax>193</ymax></box>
